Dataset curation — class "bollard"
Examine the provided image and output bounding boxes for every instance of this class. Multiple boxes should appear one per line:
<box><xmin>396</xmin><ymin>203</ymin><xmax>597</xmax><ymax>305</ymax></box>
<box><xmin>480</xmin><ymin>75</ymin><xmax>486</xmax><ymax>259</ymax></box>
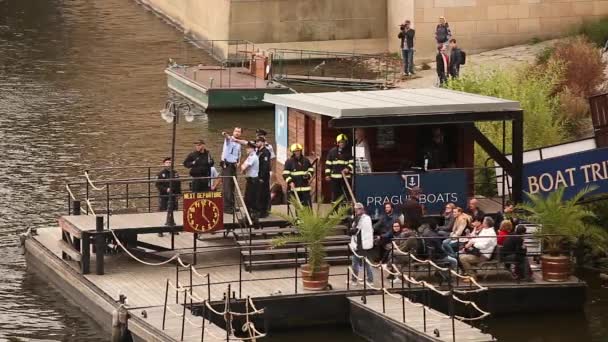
<box><xmin>110</xmin><ymin>304</ymin><xmax>130</xmax><ymax>342</ymax></box>
<box><xmin>95</xmin><ymin>215</ymin><xmax>105</xmax><ymax>275</ymax></box>
<box><xmin>73</xmin><ymin>201</ymin><xmax>81</xmax><ymax>216</ymax></box>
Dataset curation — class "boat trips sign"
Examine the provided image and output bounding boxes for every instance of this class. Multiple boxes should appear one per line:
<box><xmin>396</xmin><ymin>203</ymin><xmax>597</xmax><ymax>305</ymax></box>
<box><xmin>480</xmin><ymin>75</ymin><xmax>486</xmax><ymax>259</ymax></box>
<box><xmin>355</xmin><ymin>170</ymin><xmax>468</xmax><ymax>215</ymax></box>
<box><xmin>523</xmin><ymin>147</ymin><xmax>608</xmax><ymax>199</ymax></box>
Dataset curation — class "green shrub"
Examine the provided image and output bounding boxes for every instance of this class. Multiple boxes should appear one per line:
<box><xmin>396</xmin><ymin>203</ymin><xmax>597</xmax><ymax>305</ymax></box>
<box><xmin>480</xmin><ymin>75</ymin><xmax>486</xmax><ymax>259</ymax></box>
<box><xmin>535</xmin><ymin>46</ymin><xmax>554</xmax><ymax>65</ymax></box>
<box><xmin>446</xmin><ymin>63</ymin><xmax>567</xmax><ymax>195</ymax></box>
<box><xmin>578</xmin><ymin>17</ymin><xmax>608</xmax><ymax>47</ymax></box>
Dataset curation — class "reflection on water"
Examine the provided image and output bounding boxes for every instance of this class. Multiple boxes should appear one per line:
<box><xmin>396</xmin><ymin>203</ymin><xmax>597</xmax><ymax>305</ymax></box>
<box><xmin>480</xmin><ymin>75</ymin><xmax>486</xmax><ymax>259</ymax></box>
<box><xmin>0</xmin><ymin>0</ymin><xmax>606</xmax><ymax>341</ymax></box>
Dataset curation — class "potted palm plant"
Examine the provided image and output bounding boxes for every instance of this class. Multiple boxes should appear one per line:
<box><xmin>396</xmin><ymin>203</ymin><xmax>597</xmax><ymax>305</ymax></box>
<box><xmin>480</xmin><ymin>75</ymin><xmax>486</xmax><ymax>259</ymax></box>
<box><xmin>272</xmin><ymin>198</ymin><xmax>350</xmax><ymax>291</ymax></box>
<box><xmin>519</xmin><ymin>186</ymin><xmax>607</xmax><ymax>282</ymax></box>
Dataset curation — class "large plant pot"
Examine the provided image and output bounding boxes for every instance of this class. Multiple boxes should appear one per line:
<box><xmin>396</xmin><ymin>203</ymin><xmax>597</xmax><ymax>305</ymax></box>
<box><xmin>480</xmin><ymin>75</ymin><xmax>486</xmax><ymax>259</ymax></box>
<box><xmin>300</xmin><ymin>263</ymin><xmax>330</xmax><ymax>291</ymax></box>
<box><xmin>541</xmin><ymin>255</ymin><xmax>571</xmax><ymax>282</ymax></box>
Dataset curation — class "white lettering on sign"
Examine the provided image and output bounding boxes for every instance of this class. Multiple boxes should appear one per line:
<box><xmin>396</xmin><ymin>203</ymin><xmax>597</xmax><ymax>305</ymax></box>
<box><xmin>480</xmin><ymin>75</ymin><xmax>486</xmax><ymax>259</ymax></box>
<box><xmin>365</xmin><ymin>193</ymin><xmax>459</xmax><ymax>207</ymax></box>
<box><xmin>527</xmin><ymin>161</ymin><xmax>608</xmax><ymax>194</ymax></box>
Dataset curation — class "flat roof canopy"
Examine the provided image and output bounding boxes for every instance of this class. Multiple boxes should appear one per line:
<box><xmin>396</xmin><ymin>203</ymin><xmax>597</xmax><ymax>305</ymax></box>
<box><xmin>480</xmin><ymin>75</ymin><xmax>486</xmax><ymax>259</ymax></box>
<box><xmin>264</xmin><ymin>88</ymin><xmax>522</xmax><ymax>128</ymax></box>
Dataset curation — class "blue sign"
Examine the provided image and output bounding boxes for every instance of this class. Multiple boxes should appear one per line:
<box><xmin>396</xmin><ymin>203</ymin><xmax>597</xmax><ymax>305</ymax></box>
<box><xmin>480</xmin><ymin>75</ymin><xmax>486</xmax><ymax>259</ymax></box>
<box><xmin>274</xmin><ymin>105</ymin><xmax>288</xmax><ymax>164</ymax></box>
<box><xmin>523</xmin><ymin>147</ymin><xmax>608</xmax><ymax>200</ymax></box>
<box><xmin>355</xmin><ymin>170</ymin><xmax>468</xmax><ymax>216</ymax></box>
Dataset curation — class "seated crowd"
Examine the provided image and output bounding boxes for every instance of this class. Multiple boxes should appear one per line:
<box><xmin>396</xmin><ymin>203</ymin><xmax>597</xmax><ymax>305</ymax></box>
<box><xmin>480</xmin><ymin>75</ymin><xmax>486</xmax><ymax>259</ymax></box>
<box><xmin>364</xmin><ymin>198</ymin><xmax>532</xmax><ymax>284</ymax></box>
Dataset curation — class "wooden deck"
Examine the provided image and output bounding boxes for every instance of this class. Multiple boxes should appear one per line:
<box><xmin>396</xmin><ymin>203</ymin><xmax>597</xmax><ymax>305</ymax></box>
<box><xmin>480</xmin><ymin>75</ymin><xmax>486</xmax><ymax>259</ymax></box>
<box><xmin>170</xmin><ymin>65</ymin><xmax>285</xmax><ymax>90</ymax></box>
<box><xmin>350</xmin><ymin>295</ymin><xmax>494</xmax><ymax>342</ymax></box>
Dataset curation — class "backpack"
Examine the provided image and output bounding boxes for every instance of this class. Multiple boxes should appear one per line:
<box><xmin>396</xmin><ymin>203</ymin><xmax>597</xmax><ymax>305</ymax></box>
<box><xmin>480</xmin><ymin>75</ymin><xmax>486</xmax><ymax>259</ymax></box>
<box><xmin>460</xmin><ymin>50</ymin><xmax>466</xmax><ymax>65</ymax></box>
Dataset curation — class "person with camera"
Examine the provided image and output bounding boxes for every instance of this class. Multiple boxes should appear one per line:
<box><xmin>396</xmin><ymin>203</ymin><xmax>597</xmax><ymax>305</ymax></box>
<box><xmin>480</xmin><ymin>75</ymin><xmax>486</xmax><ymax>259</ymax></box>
<box><xmin>220</xmin><ymin>127</ymin><xmax>243</xmax><ymax>213</ymax></box>
<box><xmin>183</xmin><ymin>139</ymin><xmax>214</xmax><ymax>193</ymax></box>
<box><xmin>398</xmin><ymin>20</ymin><xmax>416</xmax><ymax>76</ymax></box>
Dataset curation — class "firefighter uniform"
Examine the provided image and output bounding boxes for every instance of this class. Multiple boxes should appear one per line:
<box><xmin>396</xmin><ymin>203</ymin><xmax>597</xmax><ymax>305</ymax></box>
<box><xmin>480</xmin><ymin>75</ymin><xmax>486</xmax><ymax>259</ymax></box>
<box><xmin>283</xmin><ymin>144</ymin><xmax>314</xmax><ymax>207</ymax></box>
<box><xmin>325</xmin><ymin>134</ymin><xmax>354</xmax><ymax>202</ymax></box>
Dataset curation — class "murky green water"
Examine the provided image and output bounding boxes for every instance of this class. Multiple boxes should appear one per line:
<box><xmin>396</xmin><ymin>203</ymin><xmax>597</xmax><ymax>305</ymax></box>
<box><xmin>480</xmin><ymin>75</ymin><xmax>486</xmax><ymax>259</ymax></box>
<box><xmin>0</xmin><ymin>0</ymin><xmax>606</xmax><ymax>341</ymax></box>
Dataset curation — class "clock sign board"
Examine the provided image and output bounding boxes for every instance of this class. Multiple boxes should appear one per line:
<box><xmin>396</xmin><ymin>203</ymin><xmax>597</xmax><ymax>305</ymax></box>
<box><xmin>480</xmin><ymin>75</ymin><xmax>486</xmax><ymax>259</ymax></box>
<box><xmin>183</xmin><ymin>192</ymin><xmax>223</xmax><ymax>233</ymax></box>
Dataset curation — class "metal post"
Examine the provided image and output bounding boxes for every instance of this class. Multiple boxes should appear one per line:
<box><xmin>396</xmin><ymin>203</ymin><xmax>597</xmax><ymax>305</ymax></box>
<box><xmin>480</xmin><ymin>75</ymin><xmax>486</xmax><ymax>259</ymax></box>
<box><xmin>162</xmin><ymin>279</ymin><xmax>169</xmax><ymax>330</ymax></box>
<box><xmin>207</xmin><ymin>273</ymin><xmax>211</xmax><ymax>302</ymax></box>
<box><xmin>193</xmin><ymin>233</ymin><xmax>198</xmax><ymax>265</ymax></box>
<box><xmin>422</xmin><ymin>282</ymin><xmax>427</xmax><ymax>333</ymax></box>
<box><xmin>362</xmin><ymin>256</ymin><xmax>367</xmax><ymax>304</ymax></box>
<box><xmin>295</xmin><ymin>246</ymin><xmax>299</xmax><ymax>294</ymax></box>
<box><xmin>512</xmin><ymin>111</ymin><xmax>524</xmax><ymax>203</ymax></box>
<box><xmin>181</xmin><ymin>289</ymin><xmax>187</xmax><ymax>341</ymax></box>
<box><xmin>106</xmin><ymin>184</ymin><xmax>110</xmax><ymax>229</ymax></box>
<box><xmin>166</xmin><ymin>103</ymin><xmax>178</xmax><ymax>227</ymax></box>
<box><xmin>189</xmin><ymin>265</ymin><xmax>193</xmax><ymax>307</ymax></box>
<box><xmin>201</xmin><ymin>304</ymin><xmax>206</xmax><ymax>342</ymax></box>
<box><xmin>95</xmin><ymin>216</ymin><xmax>104</xmax><ymax>275</ymax></box>
<box><xmin>401</xmin><ymin>272</ymin><xmax>405</xmax><ymax>323</ymax></box>
<box><xmin>239</xmin><ymin>253</ymin><xmax>242</xmax><ymax>298</ymax></box>
<box><xmin>380</xmin><ymin>266</ymin><xmax>386</xmax><ymax>314</ymax></box>
<box><xmin>176</xmin><ymin>263</ymin><xmax>180</xmax><ymax>304</ymax></box>
<box><xmin>226</xmin><ymin>284</ymin><xmax>231</xmax><ymax>342</ymax></box>
<box><xmin>85</xmin><ymin>171</ymin><xmax>90</xmax><ymax>215</ymax></box>
<box><xmin>148</xmin><ymin>167</ymin><xmax>152</xmax><ymax>213</ymax></box>
<box><xmin>125</xmin><ymin>183</ymin><xmax>129</xmax><ymax>209</ymax></box>
<box><xmin>67</xmin><ymin>190</ymin><xmax>71</xmax><ymax>215</ymax></box>
<box><xmin>449</xmin><ymin>271</ymin><xmax>456</xmax><ymax>342</ymax></box>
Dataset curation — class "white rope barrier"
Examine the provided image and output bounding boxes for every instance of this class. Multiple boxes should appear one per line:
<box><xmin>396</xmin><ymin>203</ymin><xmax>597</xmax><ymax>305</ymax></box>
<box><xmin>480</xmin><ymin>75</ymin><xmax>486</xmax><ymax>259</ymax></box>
<box><xmin>85</xmin><ymin>199</ymin><xmax>97</xmax><ymax>216</ymax></box>
<box><xmin>84</xmin><ymin>171</ymin><xmax>105</xmax><ymax>191</ymax></box>
<box><xmin>450</xmin><ymin>270</ymin><xmax>488</xmax><ymax>292</ymax></box>
<box><xmin>109</xmin><ymin>229</ymin><xmax>187</xmax><ymax>267</ymax></box>
<box><xmin>391</xmin><ymin>241</ymin><xmax>449</xmax><ymax>272</ymax></box>
<box><xmin>452</xmin><ymin>294</ymin><xmax>491</xmax><ymax>317</ymax></box>
<box><xmin>191</xmin><ymin>265</ymin><xmax>210</xmax><ymax>280</ymax></box>
<box><xmin>66</xmin><ymin>184</ymin><xmax>77</xmax><ymax>201</ymax></box>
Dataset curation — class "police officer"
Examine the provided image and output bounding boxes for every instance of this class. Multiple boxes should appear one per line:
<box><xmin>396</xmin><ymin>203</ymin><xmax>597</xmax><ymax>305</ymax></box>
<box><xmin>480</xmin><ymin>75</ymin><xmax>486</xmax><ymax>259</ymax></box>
<box><xmin>283</xmin><ymin>143</ymin><xmax>314</xmax><ymax>207</ymax></box>
<box><xmin>325</xmin><ymin>134</ymin><xmax>354</xmax><ymax>202</ymax></box>
<box><xmin>183</xmin><ymin>139</ymin><xmax>214</xmax><ymax>193</ymax></box>
<box><xmin>256</xmin><ymin>136</ymin><xmax>271</xmax><ymax>218</ymax></box>
<box><xmin>156</xmin><ymin>157</ymin><xmax>181</xmax><ymax>237</ymax></box>
<box><xmin>255</xmin><ymin>129</ymin><xmax>276</xmax><ymax>160</ymax></box>
<box><xmin>241</xmin><ymin>141</ymin><xmax>260</xmax><ymax>218</ymax></box>
<box><xmin>156</xmin><ymin>157</ymin><xmax>181</xmax><ymax>211</ymax></box>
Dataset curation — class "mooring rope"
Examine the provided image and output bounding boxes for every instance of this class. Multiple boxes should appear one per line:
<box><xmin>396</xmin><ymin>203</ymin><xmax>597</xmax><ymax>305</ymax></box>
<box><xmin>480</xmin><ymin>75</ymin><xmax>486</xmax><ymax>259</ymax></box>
<box><xmin>85</xmin><ymin>199</ymin><xmax>97</xmax><ymax>216</ymax></box>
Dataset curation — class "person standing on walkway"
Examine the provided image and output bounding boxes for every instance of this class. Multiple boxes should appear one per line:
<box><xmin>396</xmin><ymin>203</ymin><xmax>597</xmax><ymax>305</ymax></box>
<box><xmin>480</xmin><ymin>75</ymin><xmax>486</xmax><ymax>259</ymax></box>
<box><xmin>283</xmin><ymin>143</ymin><xmax>314</xmax><ymax>207</ymax></box>
<box><xmin>435</xmin><ymin>16</ymin><xmax>452</xmax><ymax>48</ymax></box>
<box><xmin>325</xmin><ymin>134</ymin><xmax>354</xmax><ymax>203</ymax></box>
<box><xmin>183</xmin><ymin>140</ymin><xmax>214</xmax><ymax>193</ymax></box>
<box><xmin>436</xmin><ymin>45</ymin><xmax>450</xmax><ymax>86</ymax></box>
<box><xmin>350</xmin><ymin>202</ymin><xmax>374</xmax><ymax>286</ymax></box>
<box><xmin>156</xmin><ymin>157</ymin><xmax>181</xmax><ymax>211</ymax></box>
<box><xmin>221</xmin><ymin>127</ymin><xmax>242</xmax><ymax>214</ymax></box>
<box><xmin>398</xmin><ymin>20</ymin><xmax>416</xmax><ymax>76</ymax></box>
<box><xmin>256</xmin><ymin>136</ymin><xmax>272</xmax><ymax>218</ymax></box>
<box><xmin>448</xmin><ymin>39</ymin><xmax>463</xmax><ymax>79</ymax></box>
<box><xmin>241</xmin><ymin>141</ymin><xmax>259</xmax><ymax>218</ymax></box>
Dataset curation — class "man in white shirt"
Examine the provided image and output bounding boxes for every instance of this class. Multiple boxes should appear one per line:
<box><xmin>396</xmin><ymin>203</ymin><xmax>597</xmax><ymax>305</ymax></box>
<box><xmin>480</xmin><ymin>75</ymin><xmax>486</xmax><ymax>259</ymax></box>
<box><xmin>241</xmin><ymin>141</ymin><xmax>259</xmax><ymax>217</ymax></box>
<box><xmin>349</xmin><ymin>203</ymin><xmax>375</xmax><ymax>286</ymax></box>
<box><xmin>458</xmin><ymin>217</ymin><xmax>497</xmax><ymax>281</ymax></box>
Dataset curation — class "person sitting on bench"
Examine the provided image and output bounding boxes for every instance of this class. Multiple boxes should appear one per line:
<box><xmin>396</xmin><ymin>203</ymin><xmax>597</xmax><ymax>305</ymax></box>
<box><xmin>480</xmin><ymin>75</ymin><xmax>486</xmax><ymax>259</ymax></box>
<box><xmin>458</xmin><ymin>217</ymin><xmax>497</xmax><ymax>282</ymax></box>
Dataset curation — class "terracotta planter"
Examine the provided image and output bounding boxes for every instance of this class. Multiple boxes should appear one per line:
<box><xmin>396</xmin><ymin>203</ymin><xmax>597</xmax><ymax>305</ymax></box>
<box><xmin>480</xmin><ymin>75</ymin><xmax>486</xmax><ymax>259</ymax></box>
<box><xmin>541</xmin><ymin>254</ymin><xmax>571</xmax><ymax>282</ymax></box>
<box><xmin>300</xmin><ymin>263</ymin><xmax>330</xmax><ymax>291</ymax></box>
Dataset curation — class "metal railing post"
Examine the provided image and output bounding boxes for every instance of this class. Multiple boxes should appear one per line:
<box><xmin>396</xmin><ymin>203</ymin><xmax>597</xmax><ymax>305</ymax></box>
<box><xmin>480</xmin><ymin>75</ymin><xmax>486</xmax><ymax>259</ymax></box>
<box><xmin>362</xmin><ymin>256</ymin><xmax>367</xmax><ymax>304</ymax></box>
<box><xmin>201</xmin><ymin>304</ymin><xmax>206</xmax><ymax>342</ymax></box>
<box><xmin>181</xmin><ymin>289</ymin><xmax>187</xmax><ymax>341</ymax></box>
<box><xmin>106</xmin><ymin>184</ymin><xmax>110</xmax><ymax>229</ymax></box>
<box><xmin>422</xmin><ymin>282</ymin><xmax>427</xmax><ymax>333</ymax></box>
<box><xmin>176</xmin><ymin>263</ymin><xmax>180</xmax><ymax>304</ymax></box>
<box><xmin>125</xmin><ymin>183</ymin><xmax>129</xmax><ymax>209</ymax></box>
<box><xmin>148</xmin><ymin>167</ymin><xmax>152</xmax><ymax>212</ymax></box>
<box><xmin>207</xmin><ymin>273</ymin><xmax>211</xmax><ymax>302</ymax></box>
<box><xmin>381</xmin><ymin>266</ymin><xmax>386</xmax><ymax>314</ymax></box>
<box><xmin>95</xmin><ymin>216</ymin><xmax>105</xmax><ymax>275</ymax></box>
<box><xmin>295</xmin><ymin>245</ymin><xmax>299</xmax><ymax>294</ymax></box>
<box><xmin>189</xmin><ymin>265</ymin><xmax>193</xmax><ymax>307</ymax></box>
<box><xmin>162</xmin><ymin>279</ymin><xmax>169</xmax><ymax>330</ymax></box>
<box><xmin>401</xmin><ymin>272</ymin><xmax>405</xmax><ymax>323</ymax></box>
<box><xmin>239</xmin><ymin>253</ymin><xmax>243</xmax><ymax>299</ymax></box>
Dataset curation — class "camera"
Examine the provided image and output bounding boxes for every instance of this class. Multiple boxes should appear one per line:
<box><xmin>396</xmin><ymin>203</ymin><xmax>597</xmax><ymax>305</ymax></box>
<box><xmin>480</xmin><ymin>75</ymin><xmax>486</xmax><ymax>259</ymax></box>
<box><xmin>399</xmin><ymin>24</ymin><xmax>406</xmax><ymax>30</ymax></box>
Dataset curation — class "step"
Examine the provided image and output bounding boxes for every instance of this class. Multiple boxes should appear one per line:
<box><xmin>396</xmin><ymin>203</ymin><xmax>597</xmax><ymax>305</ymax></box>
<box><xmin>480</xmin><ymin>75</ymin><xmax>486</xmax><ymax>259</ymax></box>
<box><xmin>234</xmin><ymin>225</ymin><xmax>349</xmax><ymax>240</ymax></box>
<box><xmin>236</xmin><ymin>235</ymin><xmax>350</xmax><ymax>247</ymax></box>
<box><xmin>241</xmin><ymin>244</ymin><xmax>349</xmax><ymax>257</ymax></box>
<box><xmin>243</xmin><ymin>255</ymin><xmax>350</xmax><ymax>270</ymax></box>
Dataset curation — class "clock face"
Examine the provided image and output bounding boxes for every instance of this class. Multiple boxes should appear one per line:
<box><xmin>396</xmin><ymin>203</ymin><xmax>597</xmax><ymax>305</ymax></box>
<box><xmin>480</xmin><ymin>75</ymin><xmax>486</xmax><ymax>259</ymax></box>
<box><xmin>186</xmin><ymin>199</ymin><xmax>221</xmax><ymax>232</ymax></box>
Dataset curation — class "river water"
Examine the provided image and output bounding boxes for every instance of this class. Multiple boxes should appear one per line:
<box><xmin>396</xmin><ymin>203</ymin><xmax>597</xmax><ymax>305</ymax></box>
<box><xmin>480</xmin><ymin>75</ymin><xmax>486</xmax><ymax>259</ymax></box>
<box><xmin>0</xmin><ymin>0</ymin><xmax>606</xmax><ymax>341</ymax></box>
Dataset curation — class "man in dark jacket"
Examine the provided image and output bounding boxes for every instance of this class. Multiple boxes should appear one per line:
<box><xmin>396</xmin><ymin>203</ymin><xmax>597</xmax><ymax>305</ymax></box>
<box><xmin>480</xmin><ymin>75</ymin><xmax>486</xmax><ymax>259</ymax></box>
<box><xmin>373</xmin><ymin>202</ymin><xmax>398</xmax><ymax>235</ymax></box>
<box><xmin>421</xmin><ymin>222</ymin><xmax>457</xmax><ymax>269</ymax></box>
<box><xmin>256</xmin><ymin>137</ymin><xmax>272</xmax><ymax>218</ymax></box>
<box><xmin>183</xmin><ymin>140</ymin><xmax>214</xmax><ymax>193</ymax></box>
<box><xmin>325</xmin><ymin>134</ymin><xmax>354</xmax><ymax>203</ymax></box>
<box><xmin>436</xmin><ymin>45</ymin><xmax>449</xmax><ymax>86</ymax></box>
<box><xmin>156</xmin><ymin>157</ymin><xmax>181</xmax><ymax>211</ymax></box>
<box><xmin>501</xmin><ymin>225</ymin><xmax>531</xmax><ymax>281</ymax></box>
<box><xmin>398</xmin><ymin>20</ymin><xmax>416</xmax><ymax>76</ymax></box>
<box><xmin>400</xmin><ymin>186</ymin><xmax>424</xmax><ymax>231</ymax></box>
<box><xmin>448</xmin><ymin>39</ymin><xmax>462</xmax><ymax>78</ymax></box>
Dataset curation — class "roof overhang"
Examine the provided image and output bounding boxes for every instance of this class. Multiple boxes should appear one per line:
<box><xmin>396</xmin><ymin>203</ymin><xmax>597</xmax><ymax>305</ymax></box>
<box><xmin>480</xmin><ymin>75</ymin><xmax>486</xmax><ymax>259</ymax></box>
<box><xmin>264</xmin><ymin>88</ymin><xmax>522</xmax><ymax>127</ymax></box>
